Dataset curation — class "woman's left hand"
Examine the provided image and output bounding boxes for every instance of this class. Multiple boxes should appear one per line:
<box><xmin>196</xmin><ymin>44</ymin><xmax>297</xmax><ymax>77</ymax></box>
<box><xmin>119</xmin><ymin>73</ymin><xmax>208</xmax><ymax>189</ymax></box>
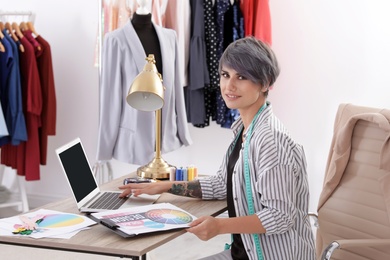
<box><xmin>186</xmin><ymin>216</ymin><xmax>220</xmax><ymax>241</ymax></box>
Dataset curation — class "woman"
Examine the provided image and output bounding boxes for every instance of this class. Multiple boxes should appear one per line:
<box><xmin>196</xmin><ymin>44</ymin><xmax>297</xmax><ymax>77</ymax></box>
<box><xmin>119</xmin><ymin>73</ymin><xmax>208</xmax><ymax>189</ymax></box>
<box><xmin>119</xmin><ymin>36</ymin><xmax>315</xmax><ymax>260</ymax></box>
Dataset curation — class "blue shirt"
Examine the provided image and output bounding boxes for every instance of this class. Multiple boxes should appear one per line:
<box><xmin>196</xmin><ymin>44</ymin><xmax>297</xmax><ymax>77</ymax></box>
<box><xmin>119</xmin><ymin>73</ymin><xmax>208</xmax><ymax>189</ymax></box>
<box><xmin>0</xmin><ymin>30</ymin><xmax>27</xmax><ymax>146</ymax></box>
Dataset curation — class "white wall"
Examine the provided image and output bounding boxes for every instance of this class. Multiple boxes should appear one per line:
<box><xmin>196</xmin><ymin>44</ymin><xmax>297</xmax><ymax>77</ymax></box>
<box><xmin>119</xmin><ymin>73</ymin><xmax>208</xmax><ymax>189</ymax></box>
<box><xmin>270</xmin><ymin>0</ymin><xmax>390</xmax><ymax>211</ymax></box>
<box><xmin>1</xmin><ymin>0</ymin><xmax>390</xmax><ymax>212</ymax></box>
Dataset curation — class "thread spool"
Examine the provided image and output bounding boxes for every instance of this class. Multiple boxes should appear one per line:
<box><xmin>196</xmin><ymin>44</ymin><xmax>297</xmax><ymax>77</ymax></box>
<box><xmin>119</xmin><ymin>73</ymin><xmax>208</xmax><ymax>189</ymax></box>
<box><xmin>169</xmin><ymin>167</ymin><xmax>176</xmax><ymax>181</ymax></box>
<box><xmin>175</xmin><ymin>167</ymin><xmax>183</xmax><ymax>181</ymax></box>
<box><xmin>187</xmin><ymin>166</ymin><xmax>194</xmax><ymax>181</ymax></box>
<box><xmin>182</xmin><ymin>167</ymin><xmax>188</xmax><ymax>181</ymax></box>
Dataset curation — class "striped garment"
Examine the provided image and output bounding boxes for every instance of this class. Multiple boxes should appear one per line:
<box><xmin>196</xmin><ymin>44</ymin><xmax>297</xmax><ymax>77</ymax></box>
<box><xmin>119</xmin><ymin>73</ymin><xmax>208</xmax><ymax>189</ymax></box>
<box><xmin>199</xmin><ymin>102</ymin><xmax>315</xmax><ymax>260</ymax></box>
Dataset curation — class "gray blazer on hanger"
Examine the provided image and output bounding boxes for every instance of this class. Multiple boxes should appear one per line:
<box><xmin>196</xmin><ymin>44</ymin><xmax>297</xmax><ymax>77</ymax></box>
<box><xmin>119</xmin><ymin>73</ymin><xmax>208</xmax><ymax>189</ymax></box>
<box><xmin>97</xmin><ymin>22</ymin><xmax>192</xmax><ymax>165</ymax></box>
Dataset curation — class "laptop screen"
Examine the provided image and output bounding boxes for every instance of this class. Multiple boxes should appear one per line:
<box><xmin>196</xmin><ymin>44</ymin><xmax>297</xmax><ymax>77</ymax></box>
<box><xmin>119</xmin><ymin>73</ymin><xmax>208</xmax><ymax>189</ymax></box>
<box><xmin>57</xmin><ymin>140</ymin><xmax>98</xmax><ymax>203</ymax></box>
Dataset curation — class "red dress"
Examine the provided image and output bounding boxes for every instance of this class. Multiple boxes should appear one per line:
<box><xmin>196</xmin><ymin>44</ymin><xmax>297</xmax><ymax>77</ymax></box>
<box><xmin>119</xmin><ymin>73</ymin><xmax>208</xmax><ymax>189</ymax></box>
<box><xmin>16</xmin><ymin>35</ymin><xmax>42</xmax><ymax>180</ymax></box>
<box><xmin>35</xmin><ymin>35</ymin><xmax>57</xmax><ymax>165</ymax></box>
<box><xmin>240</xmin><ymin>0</ymin><xmax>272</xmax><ymax>45</ymax></box>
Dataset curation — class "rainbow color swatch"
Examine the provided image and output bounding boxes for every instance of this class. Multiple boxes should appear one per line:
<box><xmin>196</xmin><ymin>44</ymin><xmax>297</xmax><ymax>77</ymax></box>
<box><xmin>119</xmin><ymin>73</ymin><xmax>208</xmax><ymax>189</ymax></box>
<box><xmin>38</xmin><ymin>214</ymin><xmax>85</xmax><ymax>228</ymax></box>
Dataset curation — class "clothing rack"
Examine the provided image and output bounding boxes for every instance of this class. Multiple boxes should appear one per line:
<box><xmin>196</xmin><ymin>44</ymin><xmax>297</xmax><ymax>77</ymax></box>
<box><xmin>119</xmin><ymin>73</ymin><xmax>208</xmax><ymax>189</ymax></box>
<box><xmin>0</xmin><ymin>10</ymin><xmax>35</xmax><ymax>23</ymax></box>
<box><xmin>0</xmin><ymin>166</ymin><xmax>29</xmax><ymax>213</ymax></box>
<box><xmin>0</xmin><ymin>10</ymin><xmax>34</xmax><ymax>213</ymax></box>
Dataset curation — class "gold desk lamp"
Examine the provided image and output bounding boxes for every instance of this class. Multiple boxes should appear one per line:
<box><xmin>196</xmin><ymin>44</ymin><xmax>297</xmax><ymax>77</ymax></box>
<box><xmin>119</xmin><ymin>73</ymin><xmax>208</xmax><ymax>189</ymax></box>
<box><xmin>126</xmin><ymin>54</ymin><xmax>172</xmax><ymax>179</ymax></box>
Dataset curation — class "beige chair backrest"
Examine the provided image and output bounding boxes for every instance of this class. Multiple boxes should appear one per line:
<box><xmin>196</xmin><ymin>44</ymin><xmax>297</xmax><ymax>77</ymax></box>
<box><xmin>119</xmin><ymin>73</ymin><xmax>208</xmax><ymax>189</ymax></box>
<box><xmin>316</xmin><ymin>103</ymin><xmax>390</xmax><ymax>260</ymax></box>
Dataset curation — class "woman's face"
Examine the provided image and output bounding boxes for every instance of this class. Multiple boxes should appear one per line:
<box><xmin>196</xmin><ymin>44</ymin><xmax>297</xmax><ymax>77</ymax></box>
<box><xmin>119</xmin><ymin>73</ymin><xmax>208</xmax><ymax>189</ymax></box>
<box><xmin>219</xmin><ymin>66</ymin><xmax>266</xmax><ymax>114</ymax></box>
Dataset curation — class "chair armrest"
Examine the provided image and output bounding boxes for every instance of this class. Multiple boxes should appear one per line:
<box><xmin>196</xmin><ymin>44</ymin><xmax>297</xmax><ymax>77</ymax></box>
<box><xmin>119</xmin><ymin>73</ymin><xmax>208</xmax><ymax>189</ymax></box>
<box><xmin>308</xmin><ymin>212</ymin><xmax>319</xmax><ymax>228</ymax></box>
<box><xmin>321</xmin><ymin>239</ymin><xmax>390</xmax><ymax>260</ymax></box>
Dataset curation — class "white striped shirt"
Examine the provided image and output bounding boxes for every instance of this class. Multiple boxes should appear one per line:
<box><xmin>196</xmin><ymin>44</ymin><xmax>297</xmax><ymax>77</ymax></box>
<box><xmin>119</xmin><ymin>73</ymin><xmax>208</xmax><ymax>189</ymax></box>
<box><xmin>199</xmin><ymin>102</ymin><xmax>315</xmax><ymax>260</ymax></box>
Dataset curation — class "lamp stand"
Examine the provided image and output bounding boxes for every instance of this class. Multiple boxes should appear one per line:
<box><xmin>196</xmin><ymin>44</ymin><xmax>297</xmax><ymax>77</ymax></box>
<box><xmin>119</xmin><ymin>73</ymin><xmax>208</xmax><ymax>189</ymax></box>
<box><xmin>137</xmin><ymin>109</ymin><xmax>172</xmax><ymax>179</ymax></box>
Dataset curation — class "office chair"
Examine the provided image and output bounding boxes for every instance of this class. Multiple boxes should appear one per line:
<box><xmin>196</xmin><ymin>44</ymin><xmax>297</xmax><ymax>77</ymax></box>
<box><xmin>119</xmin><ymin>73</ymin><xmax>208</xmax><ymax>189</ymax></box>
<box><xmin>312</xmin><ymin>103</ymin><xmax>390</xmax><ymax>260</ymax></box>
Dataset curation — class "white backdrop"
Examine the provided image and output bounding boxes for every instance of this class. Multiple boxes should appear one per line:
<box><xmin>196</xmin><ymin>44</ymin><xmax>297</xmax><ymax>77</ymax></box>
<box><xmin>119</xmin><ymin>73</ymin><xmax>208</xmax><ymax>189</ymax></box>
<box><xmin>1</xmin><ymin>0</ymin><xmax>389</xmax><ymax>212</ymax></box>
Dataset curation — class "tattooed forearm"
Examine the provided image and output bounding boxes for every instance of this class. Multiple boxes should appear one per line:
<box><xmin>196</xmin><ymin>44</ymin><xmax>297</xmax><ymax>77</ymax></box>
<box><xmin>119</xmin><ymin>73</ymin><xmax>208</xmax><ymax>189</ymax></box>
<box><xmin>168</xmin><ymin>180</ymin><xmax>202</xmax><ymax>198</ymax></box>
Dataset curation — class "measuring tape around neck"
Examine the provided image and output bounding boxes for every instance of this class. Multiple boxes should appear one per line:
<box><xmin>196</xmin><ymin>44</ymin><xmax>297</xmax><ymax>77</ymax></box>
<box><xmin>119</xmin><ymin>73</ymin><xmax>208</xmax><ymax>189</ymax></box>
<box><xmin>243</xmin><ymin>103</ymin><xmax>267</xmax><ymax>260</ymax></box>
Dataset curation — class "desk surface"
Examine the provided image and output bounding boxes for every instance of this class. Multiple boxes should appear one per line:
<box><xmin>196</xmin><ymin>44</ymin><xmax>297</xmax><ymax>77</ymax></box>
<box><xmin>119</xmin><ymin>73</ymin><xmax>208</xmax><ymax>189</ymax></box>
<box><xmin>0</xmin><ymin>175</ymin><xmax>227</xmax><ymax>258</ymax></box>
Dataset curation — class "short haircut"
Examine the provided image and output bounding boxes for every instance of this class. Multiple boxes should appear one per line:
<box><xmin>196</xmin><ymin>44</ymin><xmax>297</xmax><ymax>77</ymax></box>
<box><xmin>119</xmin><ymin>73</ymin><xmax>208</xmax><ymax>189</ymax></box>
<box><xmin>219</xmin><ymin>37</ymin><xmax>280</xmax><ymax>96</ymax></box>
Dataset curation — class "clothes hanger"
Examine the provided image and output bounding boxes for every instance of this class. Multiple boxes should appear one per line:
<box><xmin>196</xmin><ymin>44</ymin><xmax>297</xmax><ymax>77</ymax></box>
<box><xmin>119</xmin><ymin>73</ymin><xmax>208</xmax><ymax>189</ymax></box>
<box><xmin>0</xmin><ymin>29</ymin><xmax>5</xmax><ymax>53</ymax></box>
<box><xmin>19</xmin><ymin>21</ymin><xmax>28</xmax><ymax>32</ymax></box>
<box><xmin>27</xmin><ymin>21</ymin><xmax>39</xmax><ymax>37</ymax></box>
<box><xmin>20</xmin><ymin>21</ymin><xmax>41</xmax><ymax>51</ymax></box>
<box><xmin>12</xmin><ymin>22</ymin><xmax>24</xmax><ymax>39</ymax></box>
<box><xmin>5</xmin><ymin>22</ymin><xmax>25</xmax><ymax>53</ymax></box>
<box><xmin>5</xmin><ymin>22</ymin><xmax>18</xmax><ymax>41</ymax></box>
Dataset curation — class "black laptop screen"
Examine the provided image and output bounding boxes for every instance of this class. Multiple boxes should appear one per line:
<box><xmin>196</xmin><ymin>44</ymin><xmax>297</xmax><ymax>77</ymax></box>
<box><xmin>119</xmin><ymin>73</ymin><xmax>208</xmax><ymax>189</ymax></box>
<box><xmin>58</xmin><ymin>142</ymin><xmax>98</xmax><ymax>202</ymax></box>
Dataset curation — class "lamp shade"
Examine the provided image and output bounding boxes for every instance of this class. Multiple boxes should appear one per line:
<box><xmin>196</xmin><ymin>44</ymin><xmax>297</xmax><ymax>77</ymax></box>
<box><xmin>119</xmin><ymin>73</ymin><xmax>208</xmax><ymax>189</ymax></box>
<box><xmin>126</xmin><ymin>54</ymin><xmax>164</xmax><ymax>112</ymax></box>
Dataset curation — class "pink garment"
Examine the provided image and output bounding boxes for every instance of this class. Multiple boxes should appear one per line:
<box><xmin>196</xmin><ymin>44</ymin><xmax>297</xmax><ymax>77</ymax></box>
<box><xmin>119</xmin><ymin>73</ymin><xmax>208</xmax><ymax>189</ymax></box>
<box><xmin>129</xmin><ymin>0</ymin><xmax>190</xmax><ymax>87</ymax></box>
<box><xmin>96</xmin><ymin>0</ymin><xmax>190</xmax><ymax>87</ymax></box>
<box><xmin>109</xmin><ymin>0</ymin><xmax>132</xmax><ymax>31</ymax></box>
<box><xmin>151</xmin><ymin>0</ymin><xmax>166</xmax><ymax>26</ymax></box>
<box><xmin>163</xmin><ymin>0</ymin><xmax>190</xmax><ymax>87</ymax></box>
<box><xmin>103</xmin><ymin>0</ymin><xmax>167</xmax><ymax>38</ymax></box>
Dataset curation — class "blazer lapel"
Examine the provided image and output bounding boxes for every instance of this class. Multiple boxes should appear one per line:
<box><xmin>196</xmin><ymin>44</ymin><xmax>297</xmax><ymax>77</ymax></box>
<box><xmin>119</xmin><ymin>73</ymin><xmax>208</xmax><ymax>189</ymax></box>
<box><xmin>122</xmin><ymin>22</ymin><xmax>147</xmax><ymax>74</ymax></box>
<box><xmin>153</xmin><ymin>23</ymin><xmax>169</xmax><ymax>80</ymax></box>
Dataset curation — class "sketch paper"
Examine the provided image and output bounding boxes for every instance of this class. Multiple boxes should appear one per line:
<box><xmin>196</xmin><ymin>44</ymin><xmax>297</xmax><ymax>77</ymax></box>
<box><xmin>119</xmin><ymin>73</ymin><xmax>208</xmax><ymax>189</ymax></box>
<box><xmin>0</xmin><ymin>209</ymin><xmax>96</xmax><ymax>239</ymax></box>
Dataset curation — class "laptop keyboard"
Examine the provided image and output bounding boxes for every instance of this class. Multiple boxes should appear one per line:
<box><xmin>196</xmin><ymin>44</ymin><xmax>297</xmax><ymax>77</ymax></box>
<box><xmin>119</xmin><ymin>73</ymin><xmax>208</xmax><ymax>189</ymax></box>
<box><xmin>89</xmin><ymin>192</ymin><xmax>127</xmax><ymax>210</ymax></box>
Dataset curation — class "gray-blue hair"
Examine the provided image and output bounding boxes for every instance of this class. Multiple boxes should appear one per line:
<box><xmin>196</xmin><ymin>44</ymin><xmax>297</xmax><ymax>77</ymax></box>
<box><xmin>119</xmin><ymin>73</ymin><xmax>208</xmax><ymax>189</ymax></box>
<box><xmin>219</xmin><ymin>37</ymin><xmax>280</xmax><ymax>96</ymax></box>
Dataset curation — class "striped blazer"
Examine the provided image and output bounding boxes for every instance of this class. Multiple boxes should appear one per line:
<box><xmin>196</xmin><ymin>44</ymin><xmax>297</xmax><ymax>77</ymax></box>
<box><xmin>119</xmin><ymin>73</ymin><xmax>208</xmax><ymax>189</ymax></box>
<box><xmin>200</xmin><ymin>102</ymin><xmax>315</xmax><ymax>260</ymax></box>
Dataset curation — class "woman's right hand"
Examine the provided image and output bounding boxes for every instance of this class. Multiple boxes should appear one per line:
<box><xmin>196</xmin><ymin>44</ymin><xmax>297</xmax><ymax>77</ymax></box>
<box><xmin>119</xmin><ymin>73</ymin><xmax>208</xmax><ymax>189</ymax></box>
<box><xmin>118</xmin><ymin>181</ymin><xmax>173</xmax><ymax>198</ymax></box>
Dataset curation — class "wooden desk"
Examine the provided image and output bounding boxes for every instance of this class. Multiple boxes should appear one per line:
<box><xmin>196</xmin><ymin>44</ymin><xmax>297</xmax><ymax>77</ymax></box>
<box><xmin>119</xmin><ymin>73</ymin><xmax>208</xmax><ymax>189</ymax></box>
<box><xmin>0</xmin><ymin>176</ymin><xmax>227</xmax><ymax>259</ymax></box>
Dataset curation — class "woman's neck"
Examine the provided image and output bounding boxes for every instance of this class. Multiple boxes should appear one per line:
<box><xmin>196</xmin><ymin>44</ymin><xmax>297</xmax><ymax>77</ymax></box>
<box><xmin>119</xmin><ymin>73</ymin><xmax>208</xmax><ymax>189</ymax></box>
<box><xmin>240</xmin><ymin>101</ymin><xmax>267</xmax><ymax>131</ymax></box>
<box><xmin>131</xmin><ymin>13</ymin><xmax>152</xmax><ymax>29</ymax></box>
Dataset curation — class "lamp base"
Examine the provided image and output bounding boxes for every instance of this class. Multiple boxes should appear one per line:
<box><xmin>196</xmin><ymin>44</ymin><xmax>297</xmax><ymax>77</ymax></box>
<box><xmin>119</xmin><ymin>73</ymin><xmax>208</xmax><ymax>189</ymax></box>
<box><xmin>136</xmin><ymin>157</ymin><xmax>173</xmax><ymax>180</ymax></box>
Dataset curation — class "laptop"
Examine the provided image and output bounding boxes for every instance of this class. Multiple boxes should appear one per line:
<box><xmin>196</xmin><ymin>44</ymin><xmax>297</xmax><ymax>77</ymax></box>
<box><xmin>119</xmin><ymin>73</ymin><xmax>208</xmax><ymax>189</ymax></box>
<box><xmin>55</xmin><ymin>138</ymin><xmax>158</xmax><ymax>213</ymax></box>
